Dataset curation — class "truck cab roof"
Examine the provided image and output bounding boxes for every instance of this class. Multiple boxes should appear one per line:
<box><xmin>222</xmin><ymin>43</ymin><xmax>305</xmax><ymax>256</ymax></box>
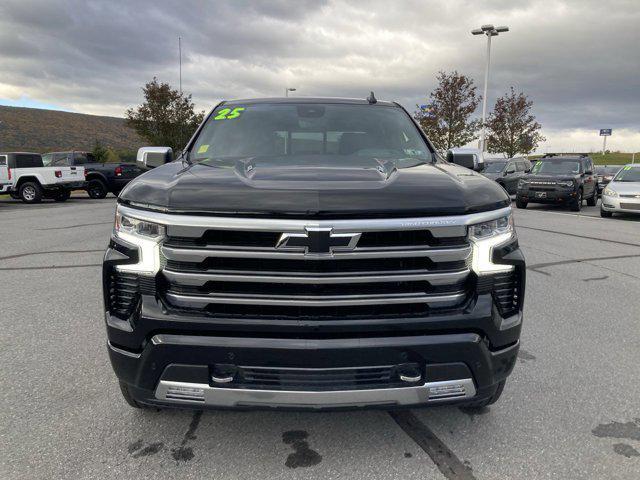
<box><xmin>221</xmin><ymin>97</ymin><xmax>398</xmax><ymax>107</ymax></box>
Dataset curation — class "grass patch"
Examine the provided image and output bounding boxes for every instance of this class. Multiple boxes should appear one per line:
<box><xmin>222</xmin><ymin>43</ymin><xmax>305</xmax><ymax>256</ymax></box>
<box><xmin>531</xmin><ymin>152</ymin><xmax>638</xmax><ymax>165</ymax></box>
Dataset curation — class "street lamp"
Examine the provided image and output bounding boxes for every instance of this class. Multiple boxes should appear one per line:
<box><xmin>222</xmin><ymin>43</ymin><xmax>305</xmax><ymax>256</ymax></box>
<box><xmin>285</xmin><ymin>87</ymin><xmax>296</xmax><ymax>97</ymax></box>
<box><xmin>472</xmin><ymin>24</ymin><xmax>509</xmax><ymax>153</ymax></box>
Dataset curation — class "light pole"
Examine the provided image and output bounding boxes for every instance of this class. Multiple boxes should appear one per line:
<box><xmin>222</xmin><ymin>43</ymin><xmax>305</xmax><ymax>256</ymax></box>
<box><xmin>472</xmin><ymin>24</ymin><xmax>509</xmax><ymax>154</ymax></box>
<box><xmin>285</xmin><ymin>87</ymin><xmax>296</xmax><ymax>97</ymax></box>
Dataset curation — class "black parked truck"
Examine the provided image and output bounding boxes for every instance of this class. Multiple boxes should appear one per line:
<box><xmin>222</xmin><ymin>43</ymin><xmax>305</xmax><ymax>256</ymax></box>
<box><xmin>103</xmin><ymin>97</ymin><xmax>525</xmax><ymax>411</ymax></box>
<box><xmin>43</xmin><ymin>151</ymin><xmax>142</xmax><ymax>198</ymax></box>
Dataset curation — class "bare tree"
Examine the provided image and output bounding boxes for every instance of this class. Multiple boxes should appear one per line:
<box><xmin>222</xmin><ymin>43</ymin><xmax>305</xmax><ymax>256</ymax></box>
<box><xmin>486</xmin><ymin>87</ymin><xmax>545</xmax><ymax>158</ymax></box>
<box><xmin>414</xmin><ymin>71</ymin><xmax>481</xmax><ymax>153</ymax></box>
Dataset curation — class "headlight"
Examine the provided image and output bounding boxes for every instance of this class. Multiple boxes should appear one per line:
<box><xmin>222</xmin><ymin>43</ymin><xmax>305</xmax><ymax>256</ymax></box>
<box><xmin>603</xmin><ymin>188</ymin><xmax>618</xmax><ymax>197</ymax></box>
<box><xmin>115</xmin><ymin>210</ymin><xmax>165</xmax><ymax>239</ymax></box>
<box><xmin>113</xmin><ymin>207</ymin><xmax>165</xmax><ymax>275</ymax></box>
<box><xmin>468</xmin><ymin>213</ymin><xmax>515</xmax><ymax>274</ymax></box>
<box><xmin>558</xmin><ymin>180</ymin><xmax>574</xmax><ymax>187</ymax></box>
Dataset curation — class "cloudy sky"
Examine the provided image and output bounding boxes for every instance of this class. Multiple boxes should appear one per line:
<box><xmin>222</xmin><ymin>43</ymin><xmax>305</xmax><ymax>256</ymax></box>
<box><xmin>1</xmin><ymin>0</ymin><xmax>638</xmax><ymax>152</ymax></box>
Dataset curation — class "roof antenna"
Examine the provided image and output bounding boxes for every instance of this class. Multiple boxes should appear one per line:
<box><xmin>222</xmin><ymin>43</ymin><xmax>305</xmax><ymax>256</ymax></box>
<box><xmin>367</xmin><ymin>91</ymin><xmax>377</xmax><ymax>104</ymax></box>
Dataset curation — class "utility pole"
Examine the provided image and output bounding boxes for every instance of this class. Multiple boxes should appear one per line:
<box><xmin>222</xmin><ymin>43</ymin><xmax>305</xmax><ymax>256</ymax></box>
<box><xmin>178</xmin><ymin>36</ymin><xmax>182</xmax><ymax>95</ymax></box>
<box><xmin>471</xmin><ymin>25</ymin><xmax>509</xmax><ymax>154</ymax></box>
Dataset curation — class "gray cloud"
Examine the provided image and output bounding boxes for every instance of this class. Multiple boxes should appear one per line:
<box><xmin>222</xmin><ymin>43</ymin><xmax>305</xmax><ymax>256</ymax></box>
<box><xmin>0</xmin><ymin>0</ymin><xmax>638</xmax><ymax>148</ymax></box>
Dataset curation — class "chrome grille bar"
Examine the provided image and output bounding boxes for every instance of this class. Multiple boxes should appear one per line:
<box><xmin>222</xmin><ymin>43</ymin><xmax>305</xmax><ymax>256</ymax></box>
<box><xmin>162</xmin><ymin>268</ymin><xmax>470</xmax><ymax>286</ymax></box>
<box><xmin>165</xmin><ymin>291</ymin><xmax>467</xmax><ymax>307</ymax></box>
<box><xmin>161</xmin><ymin>245</ymin><xmax>471</xmax><ymax>262</ymax></box>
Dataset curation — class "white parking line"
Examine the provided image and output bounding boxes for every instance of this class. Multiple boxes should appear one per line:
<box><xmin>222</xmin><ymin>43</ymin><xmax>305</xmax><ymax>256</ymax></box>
<box><xmin>516</xmin><ymin>208</ymin><xmax>605</xmax><ymax>220</ymax></box>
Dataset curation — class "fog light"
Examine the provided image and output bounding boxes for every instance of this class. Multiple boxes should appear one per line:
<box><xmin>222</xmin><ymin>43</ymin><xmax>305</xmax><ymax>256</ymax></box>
<box><xmin>428</xmin><ymin>383</ymin><xmax>467</xmax><ymax>399</ymax></box>
<box><xmin>166</xmin><ymin>385</ymin><xmax>205</xmax><ymax>402</ymax></box>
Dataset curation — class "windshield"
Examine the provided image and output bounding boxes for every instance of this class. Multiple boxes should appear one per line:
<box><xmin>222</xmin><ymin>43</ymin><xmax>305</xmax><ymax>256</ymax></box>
<box><xmin>190</xmin><ymin>103</ymin><xmax>433</xmax><ymax>164</ymax></box>
<box><xmin>483</xmin><ymin>162</ymin><xmax>507</xmax><ymax>173</ymax></box>
<box><xmin>612</xmin><ymin>166</ymin><xmax>640</xmax><ymax>182</ymax></box>
<box><xmin>596</xmin><ymin>166</ymin><xmax>621</xmax><ymax>176</ymax></box>
<box><xmin>531</xmin><ymin>160</ymin><xmax>581</xmax><ymax>175</ymax></box>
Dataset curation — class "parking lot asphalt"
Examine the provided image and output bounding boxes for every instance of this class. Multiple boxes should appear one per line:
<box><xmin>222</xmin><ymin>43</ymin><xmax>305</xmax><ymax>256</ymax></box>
<box><xmin>1</xmin><ymin>194</ymin><xmax>639</xmax><ymax>480</ymax></box>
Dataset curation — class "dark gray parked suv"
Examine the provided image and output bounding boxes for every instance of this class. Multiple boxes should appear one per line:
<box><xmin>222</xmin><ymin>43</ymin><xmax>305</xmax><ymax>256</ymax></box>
<box><xmin>482</xmin><ymin>158</ymin><xmax>532</xmax><ymax>194</ymax></box>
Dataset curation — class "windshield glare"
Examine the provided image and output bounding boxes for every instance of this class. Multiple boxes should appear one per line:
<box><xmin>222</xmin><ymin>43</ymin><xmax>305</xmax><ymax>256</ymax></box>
<box><xmin>532</xmin><ymin>160</ymin><xmax>581</xmax><ymax>175</ymax></box>
<box><xmin>613</xmin><ymin>167</ymin><xmax>640</xmax><ymax>182</ymax></box>
<box><xmin>190</xmin><ymin>103</ymin><xmax>433</xmax><ymax>164</ymax></box>
<box><xmin>483</xmin><ymin>162</ymin><xmax>507</xmax><ymax>173</ymax></box>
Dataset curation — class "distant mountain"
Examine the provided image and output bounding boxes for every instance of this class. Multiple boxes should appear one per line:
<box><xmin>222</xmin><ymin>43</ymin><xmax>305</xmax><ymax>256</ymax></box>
<box><xmin>0</xmin><ymin>105</ymin><xmax>142</xmax><ymax>153</ymax></box>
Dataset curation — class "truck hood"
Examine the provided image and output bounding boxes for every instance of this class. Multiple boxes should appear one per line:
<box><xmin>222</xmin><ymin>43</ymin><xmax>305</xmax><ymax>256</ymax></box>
<box><xmin>119</xmin><ymin>156</ymin><xmax>510</xmax><ymax>218</ymax></box>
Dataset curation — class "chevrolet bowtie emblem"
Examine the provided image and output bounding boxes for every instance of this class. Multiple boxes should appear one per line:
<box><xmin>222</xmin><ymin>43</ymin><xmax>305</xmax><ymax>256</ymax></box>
<box><xmin>276</xmin><ymin>228</ymin><xmax>361</xmax><ymax>254</ymax></box>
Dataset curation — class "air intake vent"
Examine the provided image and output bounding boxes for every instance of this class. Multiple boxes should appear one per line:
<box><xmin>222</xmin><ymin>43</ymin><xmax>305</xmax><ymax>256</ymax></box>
<box><xmin>492</xmin><ymin>271</ymin><xmax>519</xmax><ymax>317</ymax></box>
<box><xmin>107</xmin><ymin>272</ymin><xmax>156</xmax><ymax>318</ymax></box>
<box><xmin>108</xmin><ymin>272</ymin><xmax>139</xmax><ymax>318</ymax></box>
<box><xmin>222</xmin><ymin>365</ymin><xmax>421</xmax><ymax>391</ymax></box>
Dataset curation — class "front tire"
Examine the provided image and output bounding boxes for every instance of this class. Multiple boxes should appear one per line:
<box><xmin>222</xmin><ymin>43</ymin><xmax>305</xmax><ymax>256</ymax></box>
<box><xmin>570</xmin><ymin>190</ymin><xmax>583</xmax><ymax>211</ymax></box>
<box><xmin>600</xmin><ymin>207</ymin><xmax>613</xmax><ymax>218</ymax></box>
<box><xmin>118</xmin><ymin>381</ymin><xmax>156</xmax><ymax>410</ymax></box>
<box><xmin>87</xmin><ymin>179</ymin><xmax>108</xmax><ymax>199</ymax></box>
<box><xmin>587</xmin><ymin>188</ymin><xmax>597</xmax><ymax>206</ymax></box>
<box><xmin>516</xmin><ymin>198</ymin><xmax>528</xmax><ymax>209</ymax></box>
<box><xmin>19</xmin><ymin>181</ymin><xmax>43</xmax><ymax>203</ymax></box>
<box><xmin>461</xmin><ymin>380</ymin><xmax>506</xmax><ymax>410</ymax></box>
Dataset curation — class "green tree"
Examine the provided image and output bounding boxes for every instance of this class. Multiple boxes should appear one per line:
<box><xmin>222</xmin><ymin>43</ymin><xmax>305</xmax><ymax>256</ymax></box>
<box><xmin>414</xmin><ymin>71</ymin><xmax>481</xmax><ymax>153</ymax></box>
<box><xmin>486</xmin><ymin>87</ymin><xmax>545</xmax><ymax>158</ymax></box>
<box><xmin>125</xmin><ymin>78</ymin><xmax>204</xmax><ymax>153</ymax></box>
<box><xmin>105</xmin><ymin>147</ymin><xmax>120</xmax><ymax>163</ymax></box>
<box><xmin>92</xmin><ymin>139</ymin><xmax>109</xmax><ymax>162</ymax></box>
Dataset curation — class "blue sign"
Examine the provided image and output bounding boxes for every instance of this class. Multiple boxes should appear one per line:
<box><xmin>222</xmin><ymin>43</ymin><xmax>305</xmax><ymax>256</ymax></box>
<box><xmin>600</xmin><ymin>129</ymin><xmax>612</xmax><ymax>136</ymax></box>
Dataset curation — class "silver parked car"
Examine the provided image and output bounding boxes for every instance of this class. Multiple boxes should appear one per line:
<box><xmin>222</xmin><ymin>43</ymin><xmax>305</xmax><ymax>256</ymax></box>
<box><xmin>600</xmin><ymin>164</ymin><xmax>640</xmax><ymax>217</ymax></box>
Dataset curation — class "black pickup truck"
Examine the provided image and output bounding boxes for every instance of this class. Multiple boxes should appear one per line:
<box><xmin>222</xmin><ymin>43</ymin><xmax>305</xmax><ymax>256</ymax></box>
<box><xmin>43</xmin><ymin>151</ymin><xmax>142</xmax><ymax>198</ymax></box>
<box><xmin>103</xmin><ymin>97</ymin><xmax>525</xmax><ymax>412</ymax></box>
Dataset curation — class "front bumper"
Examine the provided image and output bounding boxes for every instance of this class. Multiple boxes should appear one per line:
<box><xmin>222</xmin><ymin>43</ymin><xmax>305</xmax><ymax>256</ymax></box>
<box><xmin>601</xmin><ymin>194</ymin><xmax>640</xmax><ymax>214</ymax></box>
<box><xmin>517</xmin><ymin>188</ymin><xmax>577</xmax><ymax>204</ymax></box>
<box><xmin>109</xmin><ymin>332</ymin><xmax>518</xmax><ymax>410</ymax></box>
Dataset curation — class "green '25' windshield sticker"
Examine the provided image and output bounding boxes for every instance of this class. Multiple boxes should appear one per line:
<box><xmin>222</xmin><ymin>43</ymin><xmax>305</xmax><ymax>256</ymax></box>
<box><xmin>214</xmin><ymin>107</ymin><xmax>245</xmax><ymax>120</ymax></box>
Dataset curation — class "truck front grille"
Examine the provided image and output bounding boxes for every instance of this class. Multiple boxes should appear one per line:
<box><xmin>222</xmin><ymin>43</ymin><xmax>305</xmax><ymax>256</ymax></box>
<box><xmin>159</xmin><ymin>220</ymin><xmax>473</xmax><ymax>319</ymax></box>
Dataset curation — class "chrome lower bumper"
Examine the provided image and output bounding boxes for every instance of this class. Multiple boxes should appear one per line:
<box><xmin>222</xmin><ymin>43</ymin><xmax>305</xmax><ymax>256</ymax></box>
<box><xmin>154</xmin><ymin>378</ymin><xmax>476</xmax><ymax>409</ymax></box>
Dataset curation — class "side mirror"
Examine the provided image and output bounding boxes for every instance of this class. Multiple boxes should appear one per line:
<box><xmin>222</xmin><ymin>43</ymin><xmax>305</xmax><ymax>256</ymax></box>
<box><xmin>137</xmin><ymin>147</ymin><xmax>173</xmax><ymax>169</ymax></box>
<box><xmin>446</xmin><ymin>150</ymin><xmax>483</xmax><ymax>172</ymax></box>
